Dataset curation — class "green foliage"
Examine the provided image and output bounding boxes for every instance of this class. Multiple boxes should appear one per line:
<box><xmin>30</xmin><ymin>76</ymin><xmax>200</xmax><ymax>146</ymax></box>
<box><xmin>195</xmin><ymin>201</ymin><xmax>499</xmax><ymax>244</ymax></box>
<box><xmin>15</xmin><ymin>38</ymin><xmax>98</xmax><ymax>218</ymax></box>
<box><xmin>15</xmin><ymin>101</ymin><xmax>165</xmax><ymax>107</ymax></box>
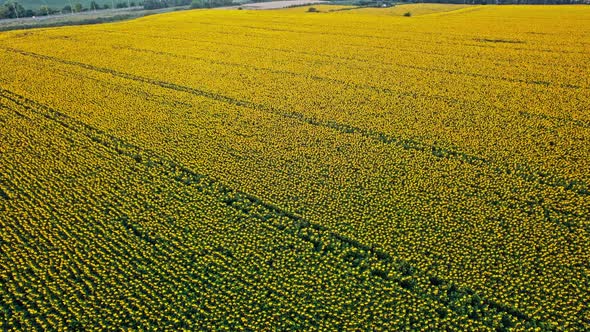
<box><xmin>143</xmin><ymin>0</ymin><xmax>190</xmax><ymax>9</ymax></box>
<box><xmin>190</xmin><ymin>0</ymin><xmax>205</xmax><ymax>8</ymax></box>
<box><xmin>0</xmin><ymin>2</ymin><xmax>26</xmax><ymax>18</ymax></box>
<box><xmin>190</xmin><ymin>0</ymin><xmax>233</xmax><ymax>9</ymax></box>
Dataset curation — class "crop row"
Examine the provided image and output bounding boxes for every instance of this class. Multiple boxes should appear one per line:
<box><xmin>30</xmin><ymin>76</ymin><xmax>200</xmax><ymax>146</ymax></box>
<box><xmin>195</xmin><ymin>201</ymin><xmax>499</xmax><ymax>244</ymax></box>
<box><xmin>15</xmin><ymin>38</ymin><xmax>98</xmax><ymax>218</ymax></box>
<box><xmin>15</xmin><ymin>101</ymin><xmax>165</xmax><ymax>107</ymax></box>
<box><xmin>0</xmin><ymin>87</ymin><xmax>553</xmax><ymax>330</ymax></box>
<box><xmin>0</xmin><ymin>6</ymin><xmax>588</xmax><ymax>328</ymax></box>
<box><xmin>0</xmin><ymin>48</ymin><xmax>585</xmax><ymax>326</ymax></box>
<box><xmin>0</xmin><ymin>88</ymin><xmax>492</xmax><ymax>330</ymax></box>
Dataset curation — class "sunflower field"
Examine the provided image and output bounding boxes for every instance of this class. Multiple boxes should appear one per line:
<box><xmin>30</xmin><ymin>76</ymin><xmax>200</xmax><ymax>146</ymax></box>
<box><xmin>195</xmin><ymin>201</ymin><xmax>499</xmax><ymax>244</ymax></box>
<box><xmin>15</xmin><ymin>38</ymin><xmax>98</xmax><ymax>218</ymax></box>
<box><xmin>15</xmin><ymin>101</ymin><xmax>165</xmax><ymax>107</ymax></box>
<box><xmin>0</xmin><ymin>4</ymin><xmax>589</xmax><ymax>330</ymax></box>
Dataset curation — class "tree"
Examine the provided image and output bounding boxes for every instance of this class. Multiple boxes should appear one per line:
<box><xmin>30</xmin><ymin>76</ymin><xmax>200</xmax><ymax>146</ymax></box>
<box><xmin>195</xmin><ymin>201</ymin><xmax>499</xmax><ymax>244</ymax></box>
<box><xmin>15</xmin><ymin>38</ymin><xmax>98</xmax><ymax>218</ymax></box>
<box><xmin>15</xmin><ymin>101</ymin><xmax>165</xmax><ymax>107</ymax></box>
<box><xmin>0</xmin><ymin>5</ymin><xmax>9</xmax><ymax>19</ymax></box>
<box><xmin>0</xmin><ymin>2</ymin><xmax>26</xmax><ymax>19</ymax></box>
<box><xmin>190</xmin><ymin>0</ymin><xmax>205</xmax><ymax>8</ymax></box>
<box><xmin>39</xmin><ymin>5</ymin><xmax>50</xmax><ymax>15</ymax></box>
<box><xmin>143</xmin><ymin>0</ymin><xmax>164</xmax><ymax>9</ymax></box>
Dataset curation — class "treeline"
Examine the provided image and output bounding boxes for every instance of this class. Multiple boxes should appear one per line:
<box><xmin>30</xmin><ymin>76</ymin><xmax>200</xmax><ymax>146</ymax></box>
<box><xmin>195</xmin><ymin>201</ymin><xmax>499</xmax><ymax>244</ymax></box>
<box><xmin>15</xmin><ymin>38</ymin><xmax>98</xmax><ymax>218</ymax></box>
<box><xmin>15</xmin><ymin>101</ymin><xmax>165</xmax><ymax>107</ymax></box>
<box><xmin>0</xmin><ymin>2</ymin><xmax>35</xmax><ymax>18</ymax></box>
<box><xmin>143</xmin><ymin>0</ymin><xmax>191</xmax><ymax>9</ymax></box>
<box><xmin>0</xmin><ymin>1</ymin><xmax>141</xmax><ymax>19</ymax></box>
<box><xmin>143</xmin><ymin>0</ymin><xmax>234</xmax><ymax>10</ymax></box>
<box><xmin>190</xmin><ymin>0</ymin><xmax>233</xmax><ymax>8</ymax></box>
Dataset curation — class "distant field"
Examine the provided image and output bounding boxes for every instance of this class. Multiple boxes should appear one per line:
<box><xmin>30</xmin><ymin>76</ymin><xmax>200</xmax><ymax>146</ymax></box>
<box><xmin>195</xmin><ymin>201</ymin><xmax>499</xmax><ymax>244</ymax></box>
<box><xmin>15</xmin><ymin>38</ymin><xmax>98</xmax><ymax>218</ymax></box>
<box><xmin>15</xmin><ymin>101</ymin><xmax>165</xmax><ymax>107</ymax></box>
<box><xmin>348</xmin><ymin>3</ymin><xmax>473</xmax><ymax>15</ymax></box>
<box><xmin>1</xmin><ymin>4</ymin><xmax>589</xmax><ymax>331</ymax></box>
<box><xmin>234</xmin><ymin>0</ymin><xmax>329</xmax><ymax>9</ymax></box>
<box><xmin>286</xmin><ymin>3</ymin><xmax>473</xmax><ymax>15</ymax></box>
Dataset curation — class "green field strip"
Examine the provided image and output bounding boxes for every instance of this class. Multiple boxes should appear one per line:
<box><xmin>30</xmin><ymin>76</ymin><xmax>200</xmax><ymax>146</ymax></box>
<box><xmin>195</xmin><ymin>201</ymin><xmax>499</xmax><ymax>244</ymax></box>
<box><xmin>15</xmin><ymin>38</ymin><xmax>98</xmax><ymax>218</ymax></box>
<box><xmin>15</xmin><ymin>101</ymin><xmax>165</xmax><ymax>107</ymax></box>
<box><xmin>0</xmin><ymin>86</ymin><xmax>558</xmax><ymax>330</ymax></box>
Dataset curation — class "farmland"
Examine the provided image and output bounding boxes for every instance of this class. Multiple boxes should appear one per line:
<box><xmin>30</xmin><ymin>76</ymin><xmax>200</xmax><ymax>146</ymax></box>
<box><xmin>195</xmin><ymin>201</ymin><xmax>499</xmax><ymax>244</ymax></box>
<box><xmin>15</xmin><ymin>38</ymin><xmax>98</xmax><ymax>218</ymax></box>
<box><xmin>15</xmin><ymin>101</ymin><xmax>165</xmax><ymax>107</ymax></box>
<box><xmin>1</xmin><ymin>4</ymin><xmax>589</xmax><ymax>330</ymax></box>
